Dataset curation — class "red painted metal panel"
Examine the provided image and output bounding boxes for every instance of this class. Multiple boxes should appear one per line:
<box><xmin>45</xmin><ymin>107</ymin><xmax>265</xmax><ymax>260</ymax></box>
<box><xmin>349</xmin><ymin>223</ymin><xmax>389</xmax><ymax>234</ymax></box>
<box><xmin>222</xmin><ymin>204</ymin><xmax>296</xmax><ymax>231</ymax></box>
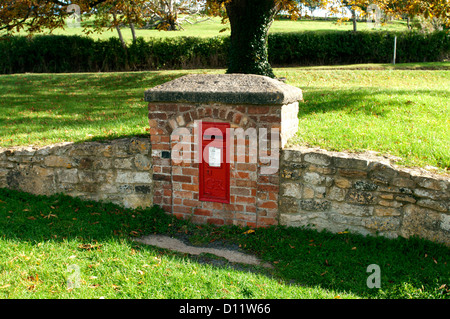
<box><xmin>199</xmin><ymin>122</ymin><xmax>230</xmax><ymax>203</ymax></box>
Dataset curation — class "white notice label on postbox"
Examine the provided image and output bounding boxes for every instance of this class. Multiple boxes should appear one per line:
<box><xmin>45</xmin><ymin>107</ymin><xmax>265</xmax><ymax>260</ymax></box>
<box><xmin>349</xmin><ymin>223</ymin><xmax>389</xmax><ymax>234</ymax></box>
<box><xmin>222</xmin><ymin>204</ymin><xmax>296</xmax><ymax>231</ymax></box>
<box><xmin>208</xmin><ymin>147</ymin><xmax>221</xmax><ymax>167</ymax></box>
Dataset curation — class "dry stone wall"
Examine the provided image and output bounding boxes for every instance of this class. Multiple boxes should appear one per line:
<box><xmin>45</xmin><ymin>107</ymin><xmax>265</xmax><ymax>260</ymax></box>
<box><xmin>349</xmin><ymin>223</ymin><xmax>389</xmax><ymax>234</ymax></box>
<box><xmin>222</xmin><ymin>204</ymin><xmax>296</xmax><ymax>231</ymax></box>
<box><xmin>279</xmin><ymin>146</ymin><xmax>450</xmax><ymax>245</ymax></box>
<box><xmin>0</xmin><ymin>137</ymin><xmax>152</xmax><ymax>209</ymax></box>
<box><xmin>0</xmin><ymin>136</ymin><xmax>449</xmax><ymax>246</ymax></box>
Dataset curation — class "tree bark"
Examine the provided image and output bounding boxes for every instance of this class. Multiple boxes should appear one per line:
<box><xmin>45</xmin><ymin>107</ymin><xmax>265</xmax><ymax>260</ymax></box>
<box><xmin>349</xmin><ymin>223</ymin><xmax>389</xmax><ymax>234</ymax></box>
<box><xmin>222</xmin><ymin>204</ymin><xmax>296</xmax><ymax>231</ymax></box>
<box><xmin>351</xmin><ymin>9</ymin><xmax>357</xmax><ymax>32</ymax></box>
<box><xmin>112</xmin><ymin>11</ymin><xmax>126</xmax><ymax>48</ymax></box>
<box><xmin>225</xmin><ymin>0</ymin><xmax>277</xmax><ymax>78</ymax></box>
<box><xmin>130</xmin><ymin>22</ymin><xmax>136</xmax><ymax>41</ymax></box>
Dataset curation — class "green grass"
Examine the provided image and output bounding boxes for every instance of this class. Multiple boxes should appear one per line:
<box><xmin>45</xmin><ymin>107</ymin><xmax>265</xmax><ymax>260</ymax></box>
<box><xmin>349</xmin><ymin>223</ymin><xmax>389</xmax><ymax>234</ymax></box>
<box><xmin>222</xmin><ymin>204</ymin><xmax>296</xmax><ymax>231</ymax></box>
<box><xmin>13</xmin><ymin>17</ymin><xmax>409</xmax><ymax>42</ymax></box>
<box><xmin>1</xmin><ymin>63</ymin><xmax>449</xmax><ymax>171</ymax></box>
<box><xmin>278</xmin><ymin>66</ymin><xmax>450</xmax><ymax>171</ymax></box>
<box><xmin>0</xmin><ymin>188</ymin><xmax>448</xmax><ymax>299</ymax></box>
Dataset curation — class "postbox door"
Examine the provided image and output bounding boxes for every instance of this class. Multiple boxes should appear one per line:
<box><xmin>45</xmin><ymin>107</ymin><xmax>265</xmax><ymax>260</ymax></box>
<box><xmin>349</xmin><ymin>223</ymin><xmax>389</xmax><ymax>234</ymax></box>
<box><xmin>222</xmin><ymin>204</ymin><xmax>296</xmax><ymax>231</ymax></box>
<box><xmin>199</xmin><ymin>122</ymin><xmax>230</xmax><ymax>203</ymax></box>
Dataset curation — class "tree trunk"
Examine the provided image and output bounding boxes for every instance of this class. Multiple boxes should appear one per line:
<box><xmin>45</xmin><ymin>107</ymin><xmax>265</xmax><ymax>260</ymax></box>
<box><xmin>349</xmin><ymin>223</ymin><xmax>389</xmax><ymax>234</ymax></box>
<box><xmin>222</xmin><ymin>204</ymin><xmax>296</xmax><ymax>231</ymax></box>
<box><xmin>225</xmin><ymin>0</ymin><xmax>277</xmax><ymax>78</ymax></box>
<box><xmin>130</xmin><ymin>22</ymin><xmax>136</xmax><ymax>41</ymax></box>
<box><xmin>112</xmin><ymin>11</ymin><xmax>126</xmax><ymax>48</ymax></box>
<box><xmin>351</xmin><ymin>9</ymin><xmax>357</xmax><ymax>32</ymax></box>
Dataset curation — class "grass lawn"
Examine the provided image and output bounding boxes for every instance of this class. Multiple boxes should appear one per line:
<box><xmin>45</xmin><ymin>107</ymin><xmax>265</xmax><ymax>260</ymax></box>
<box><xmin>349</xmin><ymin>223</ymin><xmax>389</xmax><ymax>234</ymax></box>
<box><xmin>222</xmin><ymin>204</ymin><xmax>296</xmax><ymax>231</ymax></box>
<box><xmin>13</xmin><ymin>17</ymin><xmax>409</xmax><ymax>42</ymax></box>
<box><xmin>1</xmin><ymin>63</ymin><xmax>449</xmax><ymax>172</ymax></box>
<box><xmin>0</xmin><ymin>188</ymin><xmax>448</xmax><ymax>299</ymax></box>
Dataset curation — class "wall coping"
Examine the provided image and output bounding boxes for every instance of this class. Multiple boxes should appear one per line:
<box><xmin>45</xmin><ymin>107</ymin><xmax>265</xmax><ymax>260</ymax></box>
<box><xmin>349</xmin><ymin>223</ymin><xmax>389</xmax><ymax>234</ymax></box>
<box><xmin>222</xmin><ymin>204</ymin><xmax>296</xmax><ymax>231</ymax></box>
<box><xmin>144</xmin><ymin>74</ymin><xmax>303</xmax><ymax>105</ymax></box>
<box><xmin>283</xmin><ymin>145</ymin><xmax>450</xmax><ymax>181</ymax></box>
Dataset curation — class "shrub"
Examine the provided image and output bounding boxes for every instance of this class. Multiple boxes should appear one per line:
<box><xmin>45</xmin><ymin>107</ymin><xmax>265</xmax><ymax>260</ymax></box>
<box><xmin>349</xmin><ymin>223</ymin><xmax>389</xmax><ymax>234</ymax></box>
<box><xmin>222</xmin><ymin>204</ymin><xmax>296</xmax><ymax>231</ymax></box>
<box><xmin>0</xmin><ymin>30</ymin><xmax>448</xmax><ymax>74</ymax></box>
<box><xmin>268</xmin><ymin>30</ymin><xmax>450</xmax><ymax>66</ymax></box>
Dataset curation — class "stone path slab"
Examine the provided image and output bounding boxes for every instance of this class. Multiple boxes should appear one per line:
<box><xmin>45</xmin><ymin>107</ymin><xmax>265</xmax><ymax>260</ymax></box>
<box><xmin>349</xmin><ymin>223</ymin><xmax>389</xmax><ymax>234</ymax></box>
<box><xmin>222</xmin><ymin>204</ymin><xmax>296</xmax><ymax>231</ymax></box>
<box><xmin>134</xmin><ymin>234</ymin><xmax>273</xmax><ymax>268</ymax></box>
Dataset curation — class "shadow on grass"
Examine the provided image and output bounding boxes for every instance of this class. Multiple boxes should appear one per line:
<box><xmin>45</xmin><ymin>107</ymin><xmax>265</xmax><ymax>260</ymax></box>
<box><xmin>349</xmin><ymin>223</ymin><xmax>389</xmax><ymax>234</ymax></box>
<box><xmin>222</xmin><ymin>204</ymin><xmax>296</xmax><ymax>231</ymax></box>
<box><xmin>299</xmin><ymin>87</ymin><xmax>450</xmax><ymax>117</ymax></box>
<box><xmin>0</xmin><ymin>187</ymin><xmax>449</xmax><ymax>299</ymax></box>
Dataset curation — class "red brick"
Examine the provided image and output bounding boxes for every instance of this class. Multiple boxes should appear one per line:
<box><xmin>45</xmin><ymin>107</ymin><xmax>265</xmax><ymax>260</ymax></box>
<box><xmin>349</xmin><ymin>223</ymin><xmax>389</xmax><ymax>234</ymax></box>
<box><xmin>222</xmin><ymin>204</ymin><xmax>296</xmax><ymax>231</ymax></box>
<box><xmin>148</xmin><ymin>128</ymin><xmax>164</xmax><ymax>136</ymax></box>
<box><xmin>179</xmin><ymin>105</ymin><xmax>192</xmax><ymax>112</ymax></box>
<box><xmin>258</xmin><ymin>217</ymin><xmax>277</xmax><ymax>227</ymax></box>
<box><xmin>173</xmin><ymin>190</ymin><xmax>193</xmax><ymax>199</ymax></box>
<box><xmin>182</xmin><ymin>167</ymin><xmax>198</xmax><ymax>176</ymax></box>
<box><xmin>153</xmin><ymin>174</ymin><xmax>171</xmax><ymax>182</ymax></box>
<box><xmin>247</xmin><ymin>106</ymin><xmax>270</xmax><ymax>114</ymax></box>
<box><xmin>183</xmin><ymin>199</ymin><xmax>198</xmax><ymax>207</ymax></box>
<box><xmin>182</xmin><ymin>183</ymin><xmax>199</xmax><ymax>192</ymax></box>
<box><xmin>173</xmin><ymin>205</ymin><xmax>192</xmax><ymax>214</ymax></box>
<box><xmin>153</xmin><ymin>196</ymin><xmax>162</xmax><ymax>205</ymax></box>
<box><xmin>173</xmin><ymin>213</ymin><xmax>185</xmax><ymax>220</ymax></box>
<box><xmin>232</xmin><ymin>171</ymin><xmax>250</xmax><ymax>179</ymax></box>
<box><xmin>194</xmin><ymin>208</ymin><xmax>212</xmax><ymax>216</ymax></box>
<box><xmin>207</xmin><ymin>218</ymin><xmax>224</xmax><ymax>226</ymax></box>
<box><xmin>202</xmin><ymin>201</ymin><xmax>223</xmax><ymax>210</ymax></box>
<box><xmin>151</xmin><ymin>143</ymin><xmax>170</xmax><ymax>150</ymax></box>
<box><xmin>245</xmin><ymin>205</ymin><xmax>257</xmax><ymax>213</ymax></box>
<box><xmin>153</xmin><ymin>166</ymin><xmax>162</xmax><ymax>173</ymax></box>
<box><xmin>236</xmin><ymin>163</ymin><xmax>257</xmax><ymax>171</ymax></box>
<box><xmin>160</xmin><ymin>136</ymin><xmax>170</xmax><ymax>143</ymax></box>
<box><xmin>172</xmin><ymin>175</ymin><xmax>192</xmax><ymax>183</ymax></box>
<box><xmin>148</xmin><ymin>112</ymin><xmax>168</xmax><ymax>120</ymax></box>
<box><xmin>233</xmin><ymin>113</ymin><xmax>242</xmax><ymax>124</ymax></box>
<box><xmin>268</xmin><ymin>192</ymin><xmax>278</xmax><ymax>201</ymax></box>
<box><xmin>231</xmin><ymin>187</ymin><xmax>250</xmax><ymax>196</ymax></box>
<box><xmin>150</xmin><ymin>135</ymin><xmax>161</xmax><ymax>143</ymax></box>
<box><xmin>163</xmin><ymin>189</ymin><xmax>172</xmax><ymax>197</ymax></box>
<box><xmin>158</xmin><ymin>103</ymin><xmax>179</xmax><ymax>112</ymax></box>
<box><xmin>259</xmin><ymin>201</ymin><xmax>278</xmax><ymax>209</ymax></box>
<box><xmin>204</xmin><ymin>107</ymin><xmax>213</xmax><ymax>117</ymax></box>
<box><xmin>259</xmin><ymin>115</ymin><xmax>280</xmax><ymax>123</ymax></box>
<box><xmin>236</xmin><ymin>180</ymin><xmax>257</xmax><ymax>188</ymax></box>
<box><xmin>236</xmin><ymin>196</ymin><xmax>256</xmax><ymax>205</ymax></box>
<box><xmin>191</xmin><ymin>216</ymin><xmax>207</xmax><ymax>224</ymax></box>
<box><xmin>235</xmin><ymin>212</ymin><xmax>256</xmax><ymax>222</ymax></box>
<box><xmin>257</xmin><ymin>184</ymin><xmax>279</xmax><ymax>192</ymax></box>
<box><xmin>162</xmin><ymin>166</ymin><xmax>171</xmax><ymax>174</ymax></box>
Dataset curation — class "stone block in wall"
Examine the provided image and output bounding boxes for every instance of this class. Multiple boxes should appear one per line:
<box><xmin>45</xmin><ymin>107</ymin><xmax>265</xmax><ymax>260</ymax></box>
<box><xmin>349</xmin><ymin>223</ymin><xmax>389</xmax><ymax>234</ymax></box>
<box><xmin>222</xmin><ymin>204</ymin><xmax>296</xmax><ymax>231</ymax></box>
<box><xmin>401</xmin><ymin>204</ymin><xmax>449</xmax><ymax>244</ymax></box>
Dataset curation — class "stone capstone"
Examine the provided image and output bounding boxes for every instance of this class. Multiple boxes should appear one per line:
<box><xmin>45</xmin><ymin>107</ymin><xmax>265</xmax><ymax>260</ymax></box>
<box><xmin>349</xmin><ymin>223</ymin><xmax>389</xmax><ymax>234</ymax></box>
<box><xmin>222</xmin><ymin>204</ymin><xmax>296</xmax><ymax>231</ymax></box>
<box><xmin>145</xmin><ymin>74</ymin><xmax>303</xmax><ymax>105</ymax></box>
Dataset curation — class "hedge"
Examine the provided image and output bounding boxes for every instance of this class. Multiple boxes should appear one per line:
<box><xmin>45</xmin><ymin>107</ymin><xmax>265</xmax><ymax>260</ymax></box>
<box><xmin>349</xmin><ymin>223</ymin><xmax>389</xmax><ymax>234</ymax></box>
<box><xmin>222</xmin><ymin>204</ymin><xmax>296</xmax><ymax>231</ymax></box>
<box><xmin>0</xmin><ymin>30</ymin><xmax>448</xmax><ymax>74</ymax></box>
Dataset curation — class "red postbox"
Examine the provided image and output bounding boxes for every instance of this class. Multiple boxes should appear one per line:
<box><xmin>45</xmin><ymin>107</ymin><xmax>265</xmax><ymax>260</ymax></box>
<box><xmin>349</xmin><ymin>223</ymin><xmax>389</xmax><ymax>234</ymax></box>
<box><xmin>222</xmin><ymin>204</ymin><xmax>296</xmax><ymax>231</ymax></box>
<box><xmin>199</xmin><ymin>122</ymin><xmax>230</xmax><ymax>203</ymax></box>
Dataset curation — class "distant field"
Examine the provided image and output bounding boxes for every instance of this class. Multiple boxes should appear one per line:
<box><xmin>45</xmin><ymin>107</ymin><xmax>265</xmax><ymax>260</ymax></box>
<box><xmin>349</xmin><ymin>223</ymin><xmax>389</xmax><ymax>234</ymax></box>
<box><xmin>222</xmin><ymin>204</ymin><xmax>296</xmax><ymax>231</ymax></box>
<box><xmin>0</xmin><ymin>63</ymin><xmax>448</xmax><ymax>172</ymax></box>
<box><xmin>16</xmin><ymin>17</ymin><xmax>409</xmax><ymax>42</ymax></box>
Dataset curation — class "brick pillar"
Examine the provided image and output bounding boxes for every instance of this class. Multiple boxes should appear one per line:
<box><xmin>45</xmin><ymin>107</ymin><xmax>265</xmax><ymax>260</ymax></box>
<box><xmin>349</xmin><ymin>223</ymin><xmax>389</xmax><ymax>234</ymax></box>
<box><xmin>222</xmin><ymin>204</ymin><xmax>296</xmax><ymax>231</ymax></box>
<box><xmin>145</xmin><ymin>74</ymin><xmax>302</xmax><ymax>228</ymax></box>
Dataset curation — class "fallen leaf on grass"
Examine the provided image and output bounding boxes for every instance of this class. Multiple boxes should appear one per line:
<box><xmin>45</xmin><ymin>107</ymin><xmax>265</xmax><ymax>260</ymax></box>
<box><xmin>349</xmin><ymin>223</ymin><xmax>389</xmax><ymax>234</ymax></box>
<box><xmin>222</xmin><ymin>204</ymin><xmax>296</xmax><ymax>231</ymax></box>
<box><xmin>78</xmin><ymin>243</ymin><xmax>102</xmax><ymax>251</ymax></box>
<box><xmin>0</xmin><ymin>284</ymin><xmax>11</xmax><ymax>289</ymax></box>
<box><xmin>243</xmin><ymin>229</ymin><xmax>255</xmax><ymax>235</ymax></box>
